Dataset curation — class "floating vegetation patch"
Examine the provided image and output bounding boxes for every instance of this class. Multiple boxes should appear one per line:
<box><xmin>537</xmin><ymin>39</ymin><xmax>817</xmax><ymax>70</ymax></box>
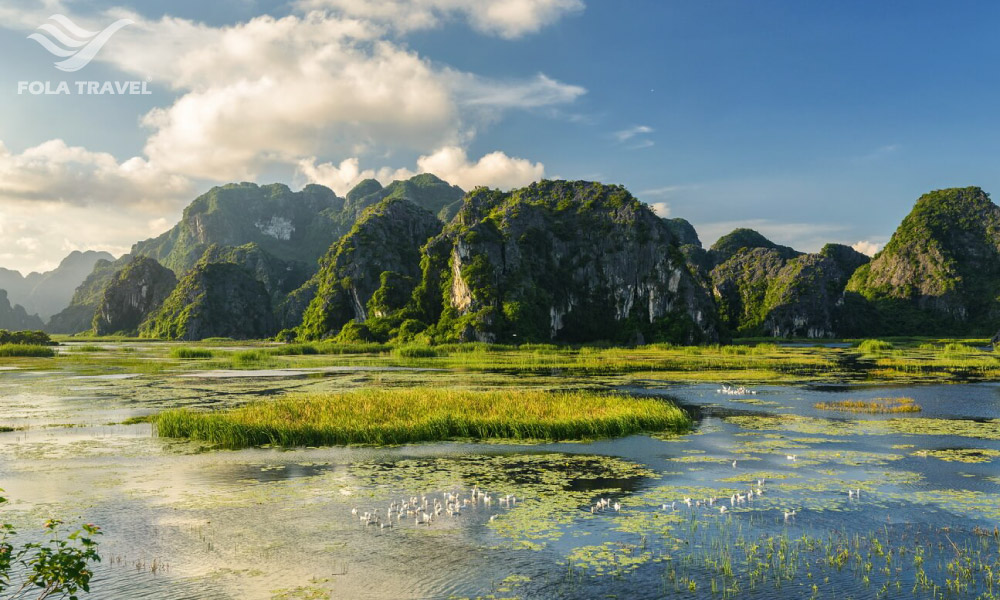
<box><xmin>154</xmin><ymin>388</ymin><xmax>691</xmax><ymax>448</ymax></box>
<box><xmin>814</xmin><ymin>397</ymin><xmax>921</xmax><ymax>413</ymax></box>
<box><xmin>912</xmin><ymin>448</ymin><xmax>1000</xmax><ymax>463</ymax></box>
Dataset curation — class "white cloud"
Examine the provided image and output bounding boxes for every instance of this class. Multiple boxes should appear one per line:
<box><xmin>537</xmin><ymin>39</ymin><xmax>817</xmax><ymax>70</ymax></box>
<box><xmin>648</xmin><ymin>201</ymin><xmax>670</xmax><ymax>218</ymax></box>
<box><xmin>614</xmin><ymin>125</ymin><xmax>653</xmax><ymax>142</ymax></box>
<box><xmin>852</xmin><ymin>240</ymin><xmax>882</xmax><ymax>256</ymax></box>
<box><xmin>82</xmin><ymin>11</ymin><xmax>582</xmax><ymax>182</ymax></box>
<box><xmin>0</xmin><ymin>139</ymin><xmax>193</xmax><ymax>207</ymax></box>
<box><xmin>298</xmin><ymin>146</ymin><xmax>544</xmax><ymax>194</ymax></box>
<box><xmin>293</xmin><ymin>0</ymin><xmax>584</xmax><ymax>38</ymax></box>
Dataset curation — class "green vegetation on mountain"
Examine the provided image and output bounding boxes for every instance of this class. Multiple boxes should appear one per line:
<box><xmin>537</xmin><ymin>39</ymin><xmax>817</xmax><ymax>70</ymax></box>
<box><xmin>298</xmin><ymin>197</ymin><xmax>443</xmax><ymax>340</ymax></box>
<box><xmin>199</xmin><ymin>243</ymin><xmax>310</xmax><ymax>301</ymax></box>
<box><xmin>46</xmin><ymin>255</ymin><xmax>131</xmax><ymax>334</ymax></box>
<box><xmin>141</xmin><ymin>260</ymin><xmax>276</xmax><ymax>340</ymax></box>
<box><xmin>344</xmin><ymin>174</ymin><xmax>465</xmax><ymax>222</ymax></box>
<box><xmin>710</xmin><ymin>234</ymin><xmax>867</xmax><ymax>337</ymax></box>
<box><xmin>93</xmin><ymin>256</ymin><xmax>178</xmax><ymax>335</ymax></box>
<box><xmin>846</xmin><ymin>187</ymin><xmax>1000</xmax><ymax>336</ymax></box>
<box><xmin>131</xmin><ymin>183</ymin><xmax>348</xmax><ymax>274</ymax></box>
<box><xmin>388</xmin><ymin>180</ymin><xmax>721</xmax><ymax>345</ymax></box>
<box><xmin>710</xmin><ymin>228</ymin><xmax>800</xmax><ymax>263</ymax></box>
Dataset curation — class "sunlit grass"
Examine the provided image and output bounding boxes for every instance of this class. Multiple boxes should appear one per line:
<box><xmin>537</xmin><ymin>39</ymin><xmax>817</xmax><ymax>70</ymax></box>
<box><xmin>814</xmin><ymin>397</ymin><xmax>922</xmax><ymax>414</ymax></box>
<box><xmin>154</xmin><ymin>388</ymin><xmax>691</xmax><ymax>447</ymax></box>
<box><xmin>0</xmin><ymin>344</ymin><xmax>56</xmax><ymax>357</ymax></box>
<box><xmin>169</xmin><ymin>347</ymin><xmax>214</xmax><ymax>359</ymax></box>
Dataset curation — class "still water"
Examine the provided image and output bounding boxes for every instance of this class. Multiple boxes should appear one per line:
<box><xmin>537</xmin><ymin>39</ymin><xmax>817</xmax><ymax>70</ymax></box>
<box><xmin>1</xmin><ymin>365</ymin><xmax>999</xmax><ymax>599</ymax></box>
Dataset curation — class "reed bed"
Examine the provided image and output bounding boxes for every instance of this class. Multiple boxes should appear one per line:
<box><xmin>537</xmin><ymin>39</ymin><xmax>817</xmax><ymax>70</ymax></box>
<box><xmin>154</xmin><ymin>388</ymin><xmax>691</xmax><ymax>448</ymax></box>
<box><xmin>814</xmin><ymin>397</ymin><xmax>921</xmax><ymax>414</ymax></box>
<box><xmin>169</xmin><ymin>347</ymin><xmax>214</xmax><ymax>359</ymax></box>
<box><xmin>0</xmin><ymin>344</ymin><xmax>55</xmax><ymax>357</ymax></box>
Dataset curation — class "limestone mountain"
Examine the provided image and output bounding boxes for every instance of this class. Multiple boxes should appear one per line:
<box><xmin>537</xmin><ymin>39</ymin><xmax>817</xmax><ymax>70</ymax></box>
<box><xmin>343</xmin><ymin>174</ymin><xmax>465</xmax><ymax>222</ymax></box>
<box><xmin>0</xmin><ymin>250</ymin><xmax>114</xmax><ymax>320</ymax></box>
<box><xmin>0</xmin><ymin>290</ymin><xmax>44</xmax><ymax>331</ymax></box>
<box><xmin>199</xmin><ymin>243</ymin><xmax>310</xmax><ymax>302</ymax></box>
<box><xmin>845</xmin><ymin>187</ymin><xmax>1000</xmax><ymax>335</ymax></box>
<box><xmin>398</xmin><ymin>180</ymin><xmax>721</xmax><ymax>344</ymax></box>
<box><xmin>709</xmin><ymin>232</ymin><xmax>868</xmax><ymax>337</ymax></box>
<box><xmin>141</xmin><ymin>261</ymin><xmax>276</xmax><ymax>340</ymax></box>
<box><xmin>93</xmin><ymin>257</ymin><xmax>178</xmax><ymax>336</ymax></box>
<box><xmin>46</xmin><ymin>256</ymin><xmax>131</xmax><ymax>334</ymax></box>
<box><xmin>298</xmin><ymin>197</ymin><xmax>444</xmax><ymax>340</ymax></box>
<box><xmin>131</xmin><ymin>183</ymin><xmax>349</xmax><ymax>274</ymax></box>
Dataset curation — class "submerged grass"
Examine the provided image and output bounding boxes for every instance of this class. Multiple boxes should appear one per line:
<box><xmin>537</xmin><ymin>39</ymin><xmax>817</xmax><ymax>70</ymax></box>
<box><xmin>814</xmin><ymin>397</ymin><xmax>922</xmax><ymax>414</ymax></box>
<box><xmin>154</xmin><ymin>388</ymin><xmax>691</xmax><ymax>448</ymax></box>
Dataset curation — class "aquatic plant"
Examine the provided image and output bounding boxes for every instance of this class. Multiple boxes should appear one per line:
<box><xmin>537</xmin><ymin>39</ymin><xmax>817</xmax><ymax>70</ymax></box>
<box><xmin>169</xmin><ymin>347</ymin><xmax>213</xmax><ymax>359</ymax></box>
<box><xmin>153</xmin><ymin>388</ymin><xmax>691</xmax><ymax>448</ymax></box>
<box><xmin>814</xmin><ymin>397</ymin><xmax>921</xmax><ymax>414</ymax></box>
<box><xmin>0</xmin><ymin>344</ymin><xmax>55</xmax><ymax>358</ymax></box>
<box><xmin>857</xmin><ymin>339</ymin><xmax>893</xmax><ymax>354</ymax></box>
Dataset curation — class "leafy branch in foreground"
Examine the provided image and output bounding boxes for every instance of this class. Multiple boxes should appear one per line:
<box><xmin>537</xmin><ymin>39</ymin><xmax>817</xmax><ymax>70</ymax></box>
<box><xmin>0</xmin><ymin>492</ymin><xmax>101</xmax><ymax>600</ymax></box>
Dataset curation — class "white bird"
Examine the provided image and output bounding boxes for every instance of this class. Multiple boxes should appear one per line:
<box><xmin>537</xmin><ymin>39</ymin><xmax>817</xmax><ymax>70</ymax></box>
<box><xmin>613</xmin><ymin>502</ymin><xmax>621</xmax><ymax>512</ymax></box>
<box><xmin>786</xmin><ymin>454</ymin><xmax>797</xmax><ymax>461</ymax></box>
<box><xmin>784</xmin><ymin>510</ymin><xmax>797</xmax><ymax>520</ymax></box>
<box><xmin>732</xmin><ymin>460</ymin><xmax>738</xmax><ymax>468</ymax></box>
<box><xmin>719</xmin><ymin>506</ymin><xmax>727</xmax><ymax>514</ymax></box>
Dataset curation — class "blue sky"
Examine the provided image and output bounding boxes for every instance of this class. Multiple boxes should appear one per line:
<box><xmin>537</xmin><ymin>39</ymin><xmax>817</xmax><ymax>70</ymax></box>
<box><xmin>1</xmin><ymin>0</ymin><xmax>998</xmax><ymax>272</ymax></box>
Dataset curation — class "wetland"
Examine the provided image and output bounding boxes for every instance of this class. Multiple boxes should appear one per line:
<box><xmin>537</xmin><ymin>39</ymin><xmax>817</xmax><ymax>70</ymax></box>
<box><xmin>2</xmin><ymin>339</ymin><xmax>1000</xmax><ymax>599</ymax></box>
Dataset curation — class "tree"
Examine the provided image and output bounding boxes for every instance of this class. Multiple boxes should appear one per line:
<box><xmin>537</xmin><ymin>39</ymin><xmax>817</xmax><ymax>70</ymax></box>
<box><xmin>0</xmin><ymin>492</ymin><xmax>101</xmax><ymax>600</ymax></box>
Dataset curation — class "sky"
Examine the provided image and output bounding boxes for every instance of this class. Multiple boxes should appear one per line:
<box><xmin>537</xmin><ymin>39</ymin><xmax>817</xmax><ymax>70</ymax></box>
<box><xmin>1</xmin><ymin>0</ymin><xmax>1000</xmax><ymax>273</ymax></box>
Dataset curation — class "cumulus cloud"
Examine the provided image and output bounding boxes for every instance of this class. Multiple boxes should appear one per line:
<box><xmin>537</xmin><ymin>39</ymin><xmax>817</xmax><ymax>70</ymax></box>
<box><xmin>293</xmin><ymin>0</ymin><xmax>584</xmax><ymax>38</ymax></box>
<box><xmin>298</xmin><ymin>146</ymin><xmax>544</xmax><ymax>195</ymax></box>
<box><xmin>852</xmin><ymin>240</ymin><xmax>882</xmax><ymax>256</ymax></box>
<box><xmin>75</xmin><ymin>11</ymin><xmax>582</xmax><ymax>182</ymax></box>
<box><xmin>648</xmin><ymin>202</ymin><xmax>670</xmax><ymax>217</ymax></box>
<box><xmin>0</xmin><ymin>140</ymin><xmax>193</xmax><ymax>207</ymax></box>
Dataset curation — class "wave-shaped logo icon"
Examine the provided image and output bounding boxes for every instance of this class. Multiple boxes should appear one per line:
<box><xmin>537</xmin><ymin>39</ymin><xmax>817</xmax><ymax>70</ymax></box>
<box><xmin>28</xmin><ymin>14</ymin><xmax>133</xmax><ymax>73</ymax></box>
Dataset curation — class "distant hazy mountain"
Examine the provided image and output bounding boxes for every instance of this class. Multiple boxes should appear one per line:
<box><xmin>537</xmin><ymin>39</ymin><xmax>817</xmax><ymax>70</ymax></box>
<box><xmin>0</xmin><ymin>250</ymin><xmax>114</xmax><ymax>320</ymax></box>
<box><xmin>0</xmin><ymin>289</ymin><xmax>44</xmax><ymax>331</ymax></box>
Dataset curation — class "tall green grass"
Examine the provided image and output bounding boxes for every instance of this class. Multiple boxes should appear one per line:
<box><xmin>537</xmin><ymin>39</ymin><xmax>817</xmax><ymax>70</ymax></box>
<box><xmin>857</xmin><ymin>339</ymin><xmax>893</xmax><ymax>354</ymax></box>
<box><xmin>154</xmin><ymin>388</ymin><xmax>691</xmax><ymax>448</ymax></box>
<box><xmin>0</xmin><ymin>344</ymin><xmax>55</xmax><ymax>357</ymax></box>
<box><xmin>170</xmin><ymin>347</ymin><xmax>214</xmax><ymax>359</ymax></box>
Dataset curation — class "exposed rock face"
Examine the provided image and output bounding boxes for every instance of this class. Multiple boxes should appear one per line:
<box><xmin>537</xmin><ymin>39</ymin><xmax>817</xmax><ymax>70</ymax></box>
<box><xmin>410</xmin><ymin>181</ymin><xmax>721</xmax><ymax>344</ymax></box>
<box><xmin>0</xmin><ymin>290</ymin><xmax>44</xmax><ymax>330</ymax></box>
<box><xmin>46</xmin><ymin>256</ymin><xmax>131</xmax><ymax>334</ymax></box>
<box><xmin>845</xmin><ymin>187</ymin><xmax>1000</xmax><ymax>335</ymax></box>
<box><xmin>0</xmin><ymin>250</ymin><xmax>114</xmax><ymax>320</ymax></box>
<box><xmin>710</xmin><ymin>237</ymin><xmax>868</xmax><ymax>337</ymax></box>
<box><xmin>131</xmin><ymin>183</ymin><xmax>348</xmax><ymax>274</ymax></box>
<box><xmin>298</xmin><ymin>198</ymin><xmax>443</xmax><ymax>339</ymax></box>
<box><xmin>141</xmin><ymin>262</ymin><xmax>276</xmax><ymax>340</ymax></box>
<box><xmin>93</xmin><ymin>257</ymin><xmax>177</xmax><ymax>335</ymax></box>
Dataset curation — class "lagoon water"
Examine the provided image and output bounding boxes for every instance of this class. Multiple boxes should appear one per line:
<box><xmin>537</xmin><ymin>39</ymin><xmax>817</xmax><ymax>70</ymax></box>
<box><xmin>2</xmin><ymin>359</ymin><xmax>999</xmax><ymax>599</ymax></box>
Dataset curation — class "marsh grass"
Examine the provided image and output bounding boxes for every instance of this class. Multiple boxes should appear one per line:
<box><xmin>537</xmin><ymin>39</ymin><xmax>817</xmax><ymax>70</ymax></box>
<box><xmin>153</xmin><ymin>388</ymin><xmax>691</xmax><ymax>448</ymax></box>
<box><xmin>68</xmin><ymin>345</ymin><xmax>105</xmax><ymax>353</ymax></box>
<box><xmin>169</xmin><ymin>347</ymin><xmax>214</xmax><ymax>359</ymax></box>
<box><xmin>0</xmin><ymin>344</ymin><xmax>55</xmax><ymax>357</ymax></box>
<box><xmin>857</xmin><ymin>339</ymin><xmax>893</xmax><ymax>354</ymax></box>
<box><xmin>814</xmin><ymin>397</ymin><xmax>921</xmax><ymax>414</ymax></box>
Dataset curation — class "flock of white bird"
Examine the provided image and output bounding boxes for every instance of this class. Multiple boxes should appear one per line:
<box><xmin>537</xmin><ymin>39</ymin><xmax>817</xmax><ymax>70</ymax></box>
<box><xmin>351</xmin><ymin>485</ymin><xmax>516</xmax><ymax>530</ymax></box>
<box><xmin>717</xmin><ymin>384</ymin><xmax>758</xmax><ymax>395</ymax></box>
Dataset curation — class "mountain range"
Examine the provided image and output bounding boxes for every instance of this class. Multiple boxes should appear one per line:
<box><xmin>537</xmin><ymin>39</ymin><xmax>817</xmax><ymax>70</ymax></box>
<box><xmin>4</xmin><ymin>180</ymin><xmax>1000</xmax><ymax>343</ymax></box>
